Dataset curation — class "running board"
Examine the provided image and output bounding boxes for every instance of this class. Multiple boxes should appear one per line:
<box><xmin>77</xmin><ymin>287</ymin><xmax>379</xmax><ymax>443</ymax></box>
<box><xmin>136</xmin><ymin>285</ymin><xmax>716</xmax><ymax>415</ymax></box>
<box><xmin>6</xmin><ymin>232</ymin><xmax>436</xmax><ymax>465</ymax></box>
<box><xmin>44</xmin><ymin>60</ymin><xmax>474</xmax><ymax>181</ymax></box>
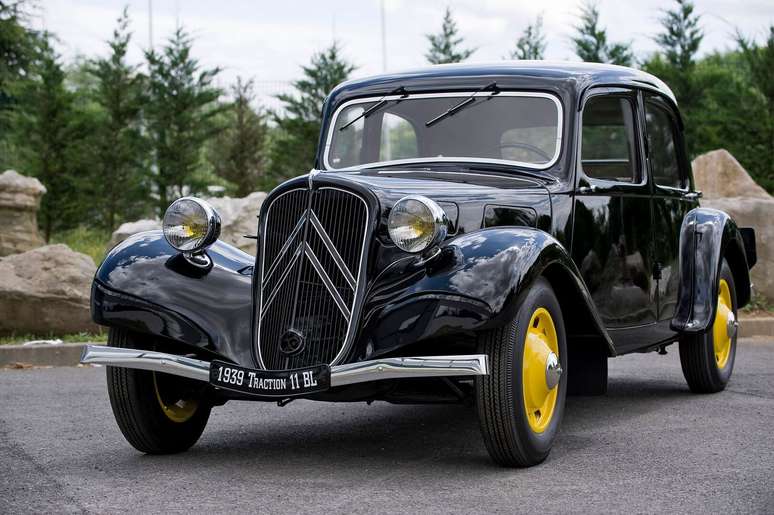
<box><xmin>79</xmin><ymin>346</ymin><xmax>489</xmax><ymax>387</ymax></box>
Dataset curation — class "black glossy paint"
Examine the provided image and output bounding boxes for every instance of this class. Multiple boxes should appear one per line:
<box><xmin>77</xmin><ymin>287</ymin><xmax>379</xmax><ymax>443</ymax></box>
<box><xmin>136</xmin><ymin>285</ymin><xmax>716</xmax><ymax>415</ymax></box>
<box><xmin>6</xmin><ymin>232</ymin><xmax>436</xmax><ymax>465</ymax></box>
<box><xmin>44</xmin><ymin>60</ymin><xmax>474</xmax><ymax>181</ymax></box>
<box><xmin>671</xmin><ymin>208</ymin><xmax>752</xmax><ymax>333</ymax></box>
<box><xmin>91</xmin><ymin>62</ymin><xmax>754</xmax><ymax>374</ymax></box>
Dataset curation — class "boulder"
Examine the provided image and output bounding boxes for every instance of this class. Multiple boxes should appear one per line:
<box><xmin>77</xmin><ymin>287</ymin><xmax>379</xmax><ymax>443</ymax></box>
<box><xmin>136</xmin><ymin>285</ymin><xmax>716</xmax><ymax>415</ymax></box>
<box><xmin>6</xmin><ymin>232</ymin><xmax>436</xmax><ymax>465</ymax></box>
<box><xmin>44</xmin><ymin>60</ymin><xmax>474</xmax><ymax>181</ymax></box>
<box><xmin>108</xmin><ymin>219</ymin><xmax>161</xmax><ymax>248</ymax></box>
<box><xmin>0</xmin><ymin>170</ymin><xmax>46</xmax><ymax>257</ymax></box>
<box><xmin>208</xmin><ymin>191</ymin><xmax>267</xmax><ymax>254</ymax></box>
<box><xmin>702</xmin><ymin>197</ymin><xmax>774</xmax><ymax>301</ymax></box>
<box><xmin>0</xmin><ymin>245</ymin><xmax>97</xmax><ymax>334</ymax></box>
<box><xmin>692</xmin><ymin>149</ymin><xmax>770</xmax><ymax>200</ymax></box>
<box><xmin>108</xmin><ymin>192</ymin><xmax>267</xmax><ymax>255</ymax></box>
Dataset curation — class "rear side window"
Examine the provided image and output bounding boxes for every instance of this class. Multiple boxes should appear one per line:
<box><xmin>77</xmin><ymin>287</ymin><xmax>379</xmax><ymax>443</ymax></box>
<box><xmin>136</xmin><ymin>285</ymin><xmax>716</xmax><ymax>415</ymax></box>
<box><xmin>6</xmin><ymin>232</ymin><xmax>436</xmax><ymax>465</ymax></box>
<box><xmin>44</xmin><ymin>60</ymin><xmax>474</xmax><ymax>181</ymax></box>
<box><xmin>645</xmin><ymin>97</ymin><xmax>684</xmax><ymax>189</ymax></box>
<box><xmin>581</xmin><ymin>96</ymin><xmax>639</xmax><ymax>183</ymax></box>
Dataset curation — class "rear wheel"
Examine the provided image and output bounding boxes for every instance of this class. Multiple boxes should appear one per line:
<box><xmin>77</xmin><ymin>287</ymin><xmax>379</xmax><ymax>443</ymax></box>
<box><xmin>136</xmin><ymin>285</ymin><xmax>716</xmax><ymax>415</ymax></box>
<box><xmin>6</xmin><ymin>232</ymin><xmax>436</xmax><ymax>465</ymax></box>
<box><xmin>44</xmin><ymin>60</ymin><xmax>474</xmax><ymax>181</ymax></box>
<box><xmin>679</xmin><ymin>259</ymin><xmax>738</xmax><ymax>393</ymax></box>
<box><xmin>476</xmin><ymin>278</ymin><xmax>567</xmax><ymax>467</ymax></box>
<box><xmin>106</xmin><ymin>328</ymin><xmax>211</xmax><ymax>454</ymax></box>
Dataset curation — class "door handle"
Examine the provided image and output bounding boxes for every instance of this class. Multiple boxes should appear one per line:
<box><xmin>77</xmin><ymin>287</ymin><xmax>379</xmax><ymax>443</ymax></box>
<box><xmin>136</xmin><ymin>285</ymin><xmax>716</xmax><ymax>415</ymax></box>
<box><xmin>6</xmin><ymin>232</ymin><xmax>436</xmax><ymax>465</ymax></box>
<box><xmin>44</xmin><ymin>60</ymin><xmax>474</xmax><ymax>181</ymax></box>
<box><xmin>578</xmin><ymin>185</ymin><xmax>598</xmax><ymax>194</ymax></box>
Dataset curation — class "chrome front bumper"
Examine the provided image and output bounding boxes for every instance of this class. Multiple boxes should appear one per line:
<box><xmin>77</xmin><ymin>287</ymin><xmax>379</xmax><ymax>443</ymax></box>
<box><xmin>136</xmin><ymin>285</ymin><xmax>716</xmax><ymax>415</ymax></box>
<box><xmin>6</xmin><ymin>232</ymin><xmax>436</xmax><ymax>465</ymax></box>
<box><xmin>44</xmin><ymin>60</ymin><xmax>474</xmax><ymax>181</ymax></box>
<box><xmin>79</xmin><ymin>346</ymin><xmax>489</xmax><ymax>387</ymax></box>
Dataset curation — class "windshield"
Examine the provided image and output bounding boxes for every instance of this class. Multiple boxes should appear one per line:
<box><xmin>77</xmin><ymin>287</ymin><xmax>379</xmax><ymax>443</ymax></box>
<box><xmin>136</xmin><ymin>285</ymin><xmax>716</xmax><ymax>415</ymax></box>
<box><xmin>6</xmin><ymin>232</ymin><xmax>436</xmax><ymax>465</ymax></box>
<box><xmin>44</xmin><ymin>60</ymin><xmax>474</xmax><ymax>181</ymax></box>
<box><xmin>324</xmin><ymin>92</ymin><xmax>562</xmax><ymax>171</ymax></box>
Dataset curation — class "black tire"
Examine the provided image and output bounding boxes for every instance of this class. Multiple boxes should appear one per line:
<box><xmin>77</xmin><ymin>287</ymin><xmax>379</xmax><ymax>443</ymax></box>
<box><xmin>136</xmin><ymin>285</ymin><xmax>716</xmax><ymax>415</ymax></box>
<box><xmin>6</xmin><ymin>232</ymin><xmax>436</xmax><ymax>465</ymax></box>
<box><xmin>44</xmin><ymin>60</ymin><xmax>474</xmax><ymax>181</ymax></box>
<box><xmin>106</xmin><ymin>328</ymin><xmax>211</xmax><ymax>454</ymax></box>
<box><xmin>679</xmin><ymin>259</ymin><xmax>738</xmax><ymax>393</ymax></box>
<box><xmin>476</xmin><ymin>277</ymin><xmax>568</xmax><ymax>467</ymax></box>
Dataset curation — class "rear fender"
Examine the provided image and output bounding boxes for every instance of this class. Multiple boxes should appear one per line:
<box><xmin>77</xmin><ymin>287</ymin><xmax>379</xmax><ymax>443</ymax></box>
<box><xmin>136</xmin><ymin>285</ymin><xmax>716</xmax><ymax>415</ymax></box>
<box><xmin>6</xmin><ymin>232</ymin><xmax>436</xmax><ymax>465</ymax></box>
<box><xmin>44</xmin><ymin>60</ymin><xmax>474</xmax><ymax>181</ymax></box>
<box><xmin>671</xmin><ymin>208</ymin><xmax>752</xmax><ymax>333</ymax></box>
<box><xmin>92</xmin><ymin>231</ymin><xmax>255</xmax><ymax>366</ymax></box>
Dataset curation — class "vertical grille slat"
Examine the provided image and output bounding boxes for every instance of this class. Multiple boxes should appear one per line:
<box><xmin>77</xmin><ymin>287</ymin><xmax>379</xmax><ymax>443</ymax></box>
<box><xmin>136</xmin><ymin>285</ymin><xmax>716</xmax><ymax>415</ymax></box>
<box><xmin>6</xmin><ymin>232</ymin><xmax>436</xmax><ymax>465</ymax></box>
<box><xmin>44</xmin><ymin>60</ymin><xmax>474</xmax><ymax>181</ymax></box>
<box><xmin>256</xmin><ymin>186</ymin><xmax>369</xmax><ymax>370</ymax></box>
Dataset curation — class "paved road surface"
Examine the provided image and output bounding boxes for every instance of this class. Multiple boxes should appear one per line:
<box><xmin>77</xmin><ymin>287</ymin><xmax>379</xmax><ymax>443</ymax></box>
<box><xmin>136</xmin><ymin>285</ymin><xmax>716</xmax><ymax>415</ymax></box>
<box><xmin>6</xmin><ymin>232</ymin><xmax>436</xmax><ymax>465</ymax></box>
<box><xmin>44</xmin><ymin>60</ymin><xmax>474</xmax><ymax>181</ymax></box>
<box><xmin>1</xmin><ymin>338</ymin><xmax>773</xmax><ymax>514</ymax></box>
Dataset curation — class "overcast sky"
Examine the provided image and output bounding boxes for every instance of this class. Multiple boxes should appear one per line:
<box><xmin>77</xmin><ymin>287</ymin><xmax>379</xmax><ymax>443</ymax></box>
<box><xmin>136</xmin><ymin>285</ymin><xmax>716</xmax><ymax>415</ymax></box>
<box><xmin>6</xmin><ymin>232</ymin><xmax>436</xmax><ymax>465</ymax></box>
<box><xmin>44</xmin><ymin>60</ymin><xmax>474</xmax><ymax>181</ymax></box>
<box><xmin>36</xmin><ymin>0</ymin><xmax>774</xmax><ymax>108</ymax></box>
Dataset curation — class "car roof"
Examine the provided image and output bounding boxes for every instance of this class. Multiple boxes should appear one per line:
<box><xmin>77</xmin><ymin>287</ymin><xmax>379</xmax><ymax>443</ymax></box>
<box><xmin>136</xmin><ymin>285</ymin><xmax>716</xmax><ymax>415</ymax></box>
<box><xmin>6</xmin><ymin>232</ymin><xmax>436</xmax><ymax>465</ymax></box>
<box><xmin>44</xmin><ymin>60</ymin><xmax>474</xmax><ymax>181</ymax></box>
<box><xmin>330</xmin><ymin>60</ymin><xmax>676</xmax><ymax>105</ymax></box>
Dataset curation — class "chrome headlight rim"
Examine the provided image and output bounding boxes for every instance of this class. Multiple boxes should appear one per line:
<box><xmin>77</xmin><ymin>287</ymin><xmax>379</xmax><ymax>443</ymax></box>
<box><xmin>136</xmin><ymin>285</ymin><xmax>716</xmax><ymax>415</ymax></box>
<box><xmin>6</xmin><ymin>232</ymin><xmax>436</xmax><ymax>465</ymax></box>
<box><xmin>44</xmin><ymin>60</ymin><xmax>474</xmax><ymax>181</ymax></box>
<box><xmin>387</xmin><ymin>194</ymin><xmax>448</xmax><ymax>254</ymax></box>
<box><xmin>162</xmin><ymin>196</ymin><xmax>221</xmax><ymax>254</ymax></box>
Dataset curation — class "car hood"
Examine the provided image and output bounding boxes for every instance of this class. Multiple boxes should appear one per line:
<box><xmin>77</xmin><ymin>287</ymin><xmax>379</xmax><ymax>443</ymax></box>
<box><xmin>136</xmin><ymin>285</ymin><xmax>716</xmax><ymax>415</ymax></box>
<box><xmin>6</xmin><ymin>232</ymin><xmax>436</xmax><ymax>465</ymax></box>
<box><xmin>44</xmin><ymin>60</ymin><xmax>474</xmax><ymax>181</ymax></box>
<box><xmin>316</xmin><ymin>168</ymin><xmax>552</xmax><ymax>234</ymax></box>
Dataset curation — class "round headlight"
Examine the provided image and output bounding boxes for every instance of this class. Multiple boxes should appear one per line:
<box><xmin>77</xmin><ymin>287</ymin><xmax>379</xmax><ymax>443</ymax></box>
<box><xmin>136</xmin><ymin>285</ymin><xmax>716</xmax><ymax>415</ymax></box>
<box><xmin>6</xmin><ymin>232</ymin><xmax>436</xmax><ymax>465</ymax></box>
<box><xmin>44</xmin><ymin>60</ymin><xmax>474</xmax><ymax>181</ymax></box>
<box><xmin>387</xmin><ymin>195</ymin><xmax>448</xmax><ymax>253</ymax></box>
<box><xmin>162</xmin><ymin>197</ymin><xmax>221</xmax><ymax>253</ymax></box>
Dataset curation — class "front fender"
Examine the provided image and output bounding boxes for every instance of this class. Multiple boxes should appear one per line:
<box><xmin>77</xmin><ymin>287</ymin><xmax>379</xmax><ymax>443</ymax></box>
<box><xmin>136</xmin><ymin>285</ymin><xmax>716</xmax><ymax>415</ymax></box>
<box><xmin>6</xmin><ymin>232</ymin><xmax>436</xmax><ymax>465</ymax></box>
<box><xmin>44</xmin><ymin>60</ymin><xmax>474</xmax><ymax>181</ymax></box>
<box><xmin>671</xmin><ymin>208</ymin><xmax>752</xmax><ymax>333</ymax></box>
<box><xmin>92</xmin><ymin>231</ymin><xmax>255</xmax><ymax>366</ymax></box>
<box><xmin>357</xmin><ymin>227</ymin><xmax>615</xmax><ymax>360</ymax></box>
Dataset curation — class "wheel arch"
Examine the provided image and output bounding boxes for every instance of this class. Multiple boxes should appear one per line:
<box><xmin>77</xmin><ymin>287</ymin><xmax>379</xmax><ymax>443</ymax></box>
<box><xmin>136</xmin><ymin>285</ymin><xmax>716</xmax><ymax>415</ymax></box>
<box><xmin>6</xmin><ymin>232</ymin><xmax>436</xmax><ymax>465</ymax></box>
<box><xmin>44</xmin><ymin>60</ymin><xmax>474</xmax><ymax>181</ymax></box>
<box><xmin>671</xmin><ymin>207</ymin><xmax>753</xmax><ymax>334</ymax></box>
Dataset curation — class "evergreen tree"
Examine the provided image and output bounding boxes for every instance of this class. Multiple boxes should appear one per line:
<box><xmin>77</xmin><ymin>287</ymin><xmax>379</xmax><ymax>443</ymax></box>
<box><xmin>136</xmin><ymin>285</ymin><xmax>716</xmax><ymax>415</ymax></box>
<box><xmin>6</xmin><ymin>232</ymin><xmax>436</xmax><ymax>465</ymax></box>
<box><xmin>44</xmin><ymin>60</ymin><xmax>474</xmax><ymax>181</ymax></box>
<box><xmin>13</xmin><ymin>35</ymin><xmax>89</xmax><ymax>240</ymax></box>
<box><xmin>145</xmin><ymin>27</ymin><xmax>223</xmax><ymax>215</ymax></box>
<box><xmin>0</xmin><ymin>0</ymin><xmax>40</xmax><ymax>168</ymax></box>
<box><xmin>508</xmin><ymin>16</ymin><xmax>546</xmax><ymax>60</ymax></box>
<box><xmin>270</xmin><ymin>43</ymin><xmax>355</xmax><ymax>181</ymax></box>
<box><xmin>655</xmin><ymin>0</ymin><xmax>703</xmax><ymax>71</ymax></box>
<box><xmin>425</xmin><ymin>7</ymin><xmax>475</xmax><ymax>64</ymax></box>
<box><xmin>89</xmin><ymin>8</ymin><xmax>149</xmax><ymax>230</ymax></box>
<box><xmin>572</xmin><ymin>2</ymin><xmax>633</xmax><ymax>66</ymax></box>
<box><xmin>208</xmin><ymin>77</ymin><xmax>269</xmax><ymax>196</ymax></box>
<box><xmin>644</xmin><ymin>0</ymin><xmax>703</xmax><ymax>154</ymax></box>
<box><xmin>737</xmin><ymin>26</ymin><xmax>774</xmax><ymax>191</ymax></box>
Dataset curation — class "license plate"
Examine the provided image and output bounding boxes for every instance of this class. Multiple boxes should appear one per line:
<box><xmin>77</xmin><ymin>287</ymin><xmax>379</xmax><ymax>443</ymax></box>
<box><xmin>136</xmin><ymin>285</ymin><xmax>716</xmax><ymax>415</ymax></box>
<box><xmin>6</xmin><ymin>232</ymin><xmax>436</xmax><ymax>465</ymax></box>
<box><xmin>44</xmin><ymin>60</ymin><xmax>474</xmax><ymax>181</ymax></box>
<box><xmin>209</xmin><ymin>360</ymin><xmax>330</xmax><ymax>398</ymax></box>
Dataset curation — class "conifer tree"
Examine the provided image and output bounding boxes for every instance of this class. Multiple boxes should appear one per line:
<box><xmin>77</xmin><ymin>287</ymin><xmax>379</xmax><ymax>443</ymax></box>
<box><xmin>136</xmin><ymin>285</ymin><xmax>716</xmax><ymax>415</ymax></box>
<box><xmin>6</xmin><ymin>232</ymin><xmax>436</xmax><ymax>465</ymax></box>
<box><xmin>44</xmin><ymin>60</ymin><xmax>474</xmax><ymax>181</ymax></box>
<box><xmin>508</xmin><ymin>16</ymin><xmax>546</xmax><ymax>60</ymax></box>
<box><xmin>145</xmin><ymin>28</ymin><xmax>223</xmax><ymax>215</ymax></box>
<box><xmin>426</xmin><ymin>7</ymin><xmax>475</xmax><ymax>64</ymax></box>
<box><xmin>572</xmin><ymin>2</ymin><xmax>633</xmax><ymax>66</ymax></box>
<box><xmin>270</xmin><ymin>43</ymin><xmax>355</xmax><ymax>180</ymax></box>
<box><xmin>89</xmin><ymin>8</ymin><xmax>149</xmax><ymax>229</ymax></box>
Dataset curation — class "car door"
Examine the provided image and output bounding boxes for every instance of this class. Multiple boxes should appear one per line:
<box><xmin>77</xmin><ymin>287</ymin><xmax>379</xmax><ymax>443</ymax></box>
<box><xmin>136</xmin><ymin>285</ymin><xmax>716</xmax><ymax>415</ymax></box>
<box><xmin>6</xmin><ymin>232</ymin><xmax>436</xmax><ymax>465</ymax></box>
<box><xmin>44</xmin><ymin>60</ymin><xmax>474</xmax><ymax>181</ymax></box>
<box><xmin>642</xmin><ymin>91</ymin><xmax>696</xmax><ymax>327</ymax></box>
<box><xmin>571</xmin><ymin>87</ymin><xmax>657</xmax><ymax>347</ymax></box>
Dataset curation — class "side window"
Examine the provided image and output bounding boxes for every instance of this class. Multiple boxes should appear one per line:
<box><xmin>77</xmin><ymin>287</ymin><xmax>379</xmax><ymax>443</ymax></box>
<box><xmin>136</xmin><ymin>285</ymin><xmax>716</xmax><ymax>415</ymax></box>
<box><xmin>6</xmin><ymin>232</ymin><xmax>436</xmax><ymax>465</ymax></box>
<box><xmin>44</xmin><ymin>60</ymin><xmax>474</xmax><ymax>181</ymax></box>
<box><xmin>645</xmin><ymin>97</ymin><xmax>684</xmax><ymax>189</ymax></box>
<box><xmin>581</xmin><ymin>95</ymin><xmax>639</xmax><ymax>183</ymax></box>
<box><xmin>379</xmin><ymin>113</ymin><xmax>418</xmax><ymax>162</ymax></box>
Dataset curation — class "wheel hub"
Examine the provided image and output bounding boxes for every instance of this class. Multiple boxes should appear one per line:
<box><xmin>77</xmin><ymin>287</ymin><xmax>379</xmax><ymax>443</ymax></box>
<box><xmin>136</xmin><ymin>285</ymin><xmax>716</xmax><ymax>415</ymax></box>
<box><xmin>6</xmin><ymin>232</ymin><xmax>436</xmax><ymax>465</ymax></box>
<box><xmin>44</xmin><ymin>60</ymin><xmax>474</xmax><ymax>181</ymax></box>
<box><xmin>522</xmin><ymin>307</ymin><xmax>560</xmax><ymax>434</ymax></box>
<box><xmin>712</xmin><ymin>279</ymin><xmax>734</xmax><ymax>369</ymax></box>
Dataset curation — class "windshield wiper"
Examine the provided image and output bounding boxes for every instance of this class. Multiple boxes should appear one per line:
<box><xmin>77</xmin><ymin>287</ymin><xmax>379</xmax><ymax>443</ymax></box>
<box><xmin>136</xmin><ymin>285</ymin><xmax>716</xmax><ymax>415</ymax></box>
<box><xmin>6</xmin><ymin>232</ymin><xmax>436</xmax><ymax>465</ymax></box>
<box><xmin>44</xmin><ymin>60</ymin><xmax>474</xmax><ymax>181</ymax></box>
<box><xmin>424</xmin><ymin>82</ymin><xmax>500</xmax><ymax>127</ymax></box>
<box><xmin>339</xmin><ymin>86</ymin><xmax>409</xmax><ymax>131</ymax></box>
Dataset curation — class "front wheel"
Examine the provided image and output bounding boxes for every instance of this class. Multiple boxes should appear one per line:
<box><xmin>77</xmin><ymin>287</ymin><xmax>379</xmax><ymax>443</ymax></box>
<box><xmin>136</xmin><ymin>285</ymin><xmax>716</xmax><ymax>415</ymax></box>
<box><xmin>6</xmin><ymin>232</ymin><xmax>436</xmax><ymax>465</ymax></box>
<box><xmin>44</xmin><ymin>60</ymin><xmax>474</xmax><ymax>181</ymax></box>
<box><xmin>106</xmin><ymin>328</ymin><xmax>212</xmax><ymax>454</ymax></box>
<box><xmin>476</xmin><ymin>278</ymin><xmax>567</xmax><ymax>467</ymax></box>
<box><xmin>679</xmin><ymin>259</ymin><xmax>738</xmax><ymax>393</ymax></box>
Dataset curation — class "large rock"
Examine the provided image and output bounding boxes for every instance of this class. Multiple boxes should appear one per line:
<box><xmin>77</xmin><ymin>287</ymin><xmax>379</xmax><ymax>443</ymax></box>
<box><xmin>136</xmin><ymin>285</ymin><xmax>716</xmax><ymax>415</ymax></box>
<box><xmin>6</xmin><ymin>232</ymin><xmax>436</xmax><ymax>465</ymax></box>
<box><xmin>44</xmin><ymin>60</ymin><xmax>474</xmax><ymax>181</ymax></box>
<box><xmin>692</xmin><ymin>149</ymin><xmax>770</xmax><ymax>200</ymax></box>
<box><xmin>109</xmin><ymin>192</ymin><xmax>267</xmax><ymax>255</ymax></box>
<box><xmin>0</xmin><ymin>245</ymin><xmax>97</xmax><ymax>334</ymax></box>
<box><xmin>108</xmin><ymin>219</ymin><xmax>161</xmax><ymax>248</ymax></box>
<box><xmin>0</xmin><ymin>170</ymin><xmax>46</xmax><ymax>257</ymax></box>
<box><xmin>692</xmin><ymin>150</ymin><xmax>774</xmax><ymax>300</ymax></box>
<box><xmin>702</xmin><ymin>197</ymin><xmax>774</xmax><ymax>301</ymax></box>
<box><xmin>208</xmin><ymin>191</ymin><xmax>267</xmax><ymax>254</ymax></box>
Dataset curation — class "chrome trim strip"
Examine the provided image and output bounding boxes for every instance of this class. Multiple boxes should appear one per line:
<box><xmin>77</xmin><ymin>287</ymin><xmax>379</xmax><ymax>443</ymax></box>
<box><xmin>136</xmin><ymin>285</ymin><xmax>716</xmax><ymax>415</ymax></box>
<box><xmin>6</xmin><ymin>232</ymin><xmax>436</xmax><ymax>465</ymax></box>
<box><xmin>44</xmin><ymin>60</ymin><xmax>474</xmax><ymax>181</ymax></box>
<box><xmin>322</xmin><ymin>91</ymin><xmax>564</xmax><ymax>171</ymax></box>
<box><xmin>329</xmin><ymin>354</ymin><xmax>489</xmax><ymax>387</ymax></box>
<box><xmin>309</xmin><ymin>210</ymin><xmax>356</xmax><ymax>289</ymax></box>
<box><xmin>80</xmin><ymin>346</ymin><xmax>489</xmax><ymax>387</ymax></box>
<box><xmin>260</xmin><ymin>245</ymin><xmax>303</xmax><ymax>319</ymax></box>
<box><xmin>262</xmin><ymin>215</ymin><xmax>305</xmax><ymax>288</ymax></box>
<box><xmin>80</xmin><ymin>345</ymin><xmax>211</xmax><ymax>381</ymax></box>
<box><xmin>303</xmin><ymin>242</ymin><xmax>351</xmax><ymax>320</ymax></box>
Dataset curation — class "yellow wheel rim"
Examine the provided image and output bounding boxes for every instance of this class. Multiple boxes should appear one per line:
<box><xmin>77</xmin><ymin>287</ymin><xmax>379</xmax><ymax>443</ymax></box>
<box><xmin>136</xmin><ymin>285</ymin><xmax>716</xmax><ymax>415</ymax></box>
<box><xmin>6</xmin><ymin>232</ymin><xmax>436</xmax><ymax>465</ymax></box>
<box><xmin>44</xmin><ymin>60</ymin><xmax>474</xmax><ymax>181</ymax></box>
<box><xmin>522</xmin><ymin>307</ymin><xmax>560</xmax><ymax>434</ymax></box>
<box><xmin>712</xmin><ymin>279</ymin><xmax>733</xmax><ymax>369</ymax></box>
<box><xmin>153</xmin><ymin>372</ymin><xmax>199</xmax><ymax>423</ymax></box>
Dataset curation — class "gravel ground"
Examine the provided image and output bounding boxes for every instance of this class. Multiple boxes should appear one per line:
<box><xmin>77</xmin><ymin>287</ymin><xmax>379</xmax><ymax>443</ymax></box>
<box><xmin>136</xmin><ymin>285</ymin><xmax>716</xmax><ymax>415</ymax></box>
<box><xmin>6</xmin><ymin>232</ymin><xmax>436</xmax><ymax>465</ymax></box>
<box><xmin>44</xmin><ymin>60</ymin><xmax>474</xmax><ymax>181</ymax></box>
<box><xmin>1</xmin><ymin>338</ymin><xmax>772</xmax><ymax>514</ymax></box>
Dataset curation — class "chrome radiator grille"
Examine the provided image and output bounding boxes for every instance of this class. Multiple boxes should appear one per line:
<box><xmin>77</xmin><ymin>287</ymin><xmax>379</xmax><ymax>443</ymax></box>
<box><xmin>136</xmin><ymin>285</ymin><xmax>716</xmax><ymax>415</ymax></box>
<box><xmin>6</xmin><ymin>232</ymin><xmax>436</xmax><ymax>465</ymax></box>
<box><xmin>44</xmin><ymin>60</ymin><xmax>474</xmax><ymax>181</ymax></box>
<box><xmin>257</xmin><ymin>186</ymin><xmax>369</xmax><ymax>370</ymax></box>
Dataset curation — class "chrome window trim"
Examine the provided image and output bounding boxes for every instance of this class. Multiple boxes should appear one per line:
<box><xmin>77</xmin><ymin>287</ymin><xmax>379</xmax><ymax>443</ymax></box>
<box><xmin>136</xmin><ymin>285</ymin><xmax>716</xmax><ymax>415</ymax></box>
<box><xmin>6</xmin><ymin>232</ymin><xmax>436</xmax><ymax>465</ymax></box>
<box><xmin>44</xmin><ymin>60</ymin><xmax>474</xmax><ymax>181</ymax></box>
<box><xmin>256</xmin><ymin>186</ymin><xmax>370</xmax><ymax>370</ymax></box>
<box><xmin>322</xmin><ymin>91</ymin><xmax>564</xmax><ymax>172</ymax></box>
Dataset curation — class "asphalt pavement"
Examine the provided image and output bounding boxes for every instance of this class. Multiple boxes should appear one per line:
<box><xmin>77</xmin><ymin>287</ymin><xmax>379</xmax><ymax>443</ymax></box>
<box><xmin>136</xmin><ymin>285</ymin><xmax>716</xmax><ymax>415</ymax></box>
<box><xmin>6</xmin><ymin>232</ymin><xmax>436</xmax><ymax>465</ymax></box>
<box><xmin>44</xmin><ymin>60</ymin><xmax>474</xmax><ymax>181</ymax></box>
<box><xmin>1</xmin><ymin>338</ymin><xmax>773</xmax><ymax>514</ymax></box>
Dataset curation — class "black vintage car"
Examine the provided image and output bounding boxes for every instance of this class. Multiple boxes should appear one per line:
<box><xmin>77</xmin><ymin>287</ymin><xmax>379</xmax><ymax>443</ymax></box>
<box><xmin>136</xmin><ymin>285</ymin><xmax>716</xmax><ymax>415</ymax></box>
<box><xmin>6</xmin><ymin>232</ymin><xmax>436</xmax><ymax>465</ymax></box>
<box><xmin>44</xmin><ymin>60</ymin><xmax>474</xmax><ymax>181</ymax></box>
<box><xmin>83</xmin><ymin>62</ymin><xmax>756</xmax><ymax>467</ymax></box>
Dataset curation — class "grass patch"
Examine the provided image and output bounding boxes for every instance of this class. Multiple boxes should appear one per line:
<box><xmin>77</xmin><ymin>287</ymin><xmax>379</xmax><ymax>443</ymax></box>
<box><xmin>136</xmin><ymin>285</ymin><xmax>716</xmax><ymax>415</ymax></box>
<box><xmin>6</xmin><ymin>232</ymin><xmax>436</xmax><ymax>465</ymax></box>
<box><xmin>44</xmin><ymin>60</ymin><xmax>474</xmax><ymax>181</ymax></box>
<box><xmin>50</xmin><ymin>226</ymin><xmax>112</xmax><ymax>265</ymax></box>
<box><xmin>0</xmin><ymin>330</ymin><xmax>108</xmax><ymax>345</ymax></box>
<box><xmin>741</xmin><ymin>292</ymin><xmax>774</xmax><ymax>316</ymax></box>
